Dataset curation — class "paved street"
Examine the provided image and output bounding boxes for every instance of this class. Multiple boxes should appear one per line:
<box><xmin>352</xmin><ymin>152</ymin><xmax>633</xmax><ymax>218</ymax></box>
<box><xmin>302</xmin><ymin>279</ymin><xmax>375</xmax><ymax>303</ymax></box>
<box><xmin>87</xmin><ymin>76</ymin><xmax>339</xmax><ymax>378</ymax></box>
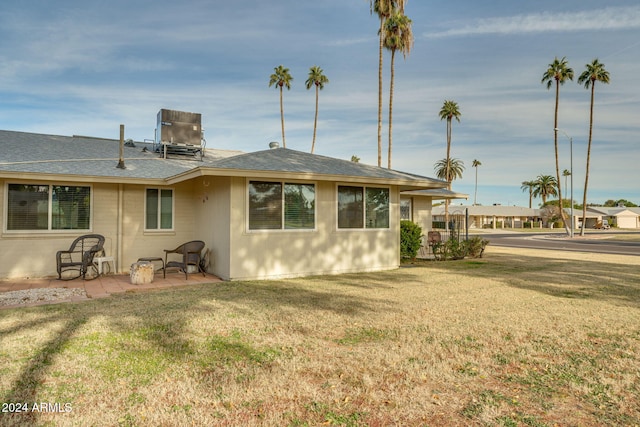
<box><xmin>484</xmin><ymin>231</ymin><xmax>640</xmax><ymax>256</ymax></box>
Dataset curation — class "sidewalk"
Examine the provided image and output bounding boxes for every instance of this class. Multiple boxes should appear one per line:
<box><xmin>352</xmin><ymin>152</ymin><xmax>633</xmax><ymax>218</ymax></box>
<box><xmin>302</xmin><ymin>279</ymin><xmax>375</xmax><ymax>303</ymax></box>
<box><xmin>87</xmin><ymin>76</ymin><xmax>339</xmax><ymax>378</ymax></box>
<box><xmin>0</xmin><ymin>271</ymin><xmax>222</xmax><ymax>309</ymax></box>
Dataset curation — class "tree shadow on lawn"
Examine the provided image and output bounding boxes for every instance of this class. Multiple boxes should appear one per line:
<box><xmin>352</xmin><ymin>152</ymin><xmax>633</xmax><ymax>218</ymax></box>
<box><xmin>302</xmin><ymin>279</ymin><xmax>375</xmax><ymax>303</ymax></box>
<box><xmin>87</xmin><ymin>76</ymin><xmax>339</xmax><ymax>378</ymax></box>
<box><xmin>438</xmin><ymin>253</ymin><xmax>640</xmax><ymax>309</ymax></box>
<box><xmin>0</xmin><ymin>276</ymin><xmax>395</xmax><ymax>424</ymax></box>
<box><xmin>1</xmin><ymin>310</ymin><xmax>89</xmax><ymax>425</ymax></box>
<box><xmin>197</xmin><ymin>277</ymin><xmax>397</xmax><ymax>314</ymax></box>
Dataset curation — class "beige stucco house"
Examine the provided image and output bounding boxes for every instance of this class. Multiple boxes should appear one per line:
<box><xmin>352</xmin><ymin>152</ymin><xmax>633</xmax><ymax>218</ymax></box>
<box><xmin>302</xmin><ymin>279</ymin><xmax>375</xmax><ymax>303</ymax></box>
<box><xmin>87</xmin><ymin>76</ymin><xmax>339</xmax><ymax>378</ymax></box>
<box><xmin>0</xmin><ymin>129</ymin><xmax>448</xmax><ymax>281</ymax></box>
<box><xmin>584</xmin><ymin>207</ymin><xmax>640</xmax><ymax>229</ymax></box>
<box><xmin>431</xmin><ymin>204</ymin><xmax>541</xmax><ymax>229</ymax></box>
<box><xmin>400</xmin><ymin>188</ymin><xmax>469</xmax><ymax>232</ymax></box>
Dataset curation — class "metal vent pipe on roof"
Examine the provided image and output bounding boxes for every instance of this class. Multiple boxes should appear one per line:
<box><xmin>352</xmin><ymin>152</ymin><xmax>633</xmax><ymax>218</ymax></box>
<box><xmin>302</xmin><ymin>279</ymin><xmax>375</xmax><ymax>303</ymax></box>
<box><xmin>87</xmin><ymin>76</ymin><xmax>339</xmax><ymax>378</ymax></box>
<box><xmin>116</xmin><ymin>124</ymin><xmax>126</xmax><ymax>169</ymax></box>
<box><xmin>269</xmin><ymin>141</ymin><xmax>280</xmax><ymax>149</ymax></box>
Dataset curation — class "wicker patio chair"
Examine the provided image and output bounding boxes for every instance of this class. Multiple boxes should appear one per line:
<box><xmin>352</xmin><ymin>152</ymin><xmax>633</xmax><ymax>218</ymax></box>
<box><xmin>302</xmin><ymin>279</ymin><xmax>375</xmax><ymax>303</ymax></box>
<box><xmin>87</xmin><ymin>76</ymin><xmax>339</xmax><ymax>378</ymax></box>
<box><xmin>163</xmin><ymin>240</ymin><xmax>206</xmax><ymax>279</ymax></box>
<box><xmin>426</xmin><ymin>230</ymin><xmax>444</xmax><ymax>259</ymax></box>
<box><xmin>56</xmin><ymin>234</ymin><xmax>105</xmax><ymax>280</ymax></box>
<box><xmin>427</xmin><ymin>231</ymin><xmax>442</xmax><ymax>251</ymax></box>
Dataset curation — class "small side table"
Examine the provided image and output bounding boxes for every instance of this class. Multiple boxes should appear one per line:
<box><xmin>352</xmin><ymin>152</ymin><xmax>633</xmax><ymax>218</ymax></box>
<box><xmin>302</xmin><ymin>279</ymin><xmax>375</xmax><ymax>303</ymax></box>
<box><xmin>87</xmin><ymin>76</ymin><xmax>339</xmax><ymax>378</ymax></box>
<box><xmin>94</xmin><ymin>256</ymin><xmax>115</xmax><ymax>276</ymax></box>
<box><xmin>137</xmin><ymin>257</ymin><xmax>165</xmax><ymax>278</ymax></box>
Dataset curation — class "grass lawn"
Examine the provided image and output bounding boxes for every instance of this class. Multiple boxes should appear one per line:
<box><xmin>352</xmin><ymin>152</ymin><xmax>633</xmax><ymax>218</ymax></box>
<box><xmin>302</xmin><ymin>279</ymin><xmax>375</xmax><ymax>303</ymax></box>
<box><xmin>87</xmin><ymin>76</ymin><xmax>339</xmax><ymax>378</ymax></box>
<box><xmin>1</xmin><ymin>247</ymin><xmax>639</xmax><ymax>426</ymax></box>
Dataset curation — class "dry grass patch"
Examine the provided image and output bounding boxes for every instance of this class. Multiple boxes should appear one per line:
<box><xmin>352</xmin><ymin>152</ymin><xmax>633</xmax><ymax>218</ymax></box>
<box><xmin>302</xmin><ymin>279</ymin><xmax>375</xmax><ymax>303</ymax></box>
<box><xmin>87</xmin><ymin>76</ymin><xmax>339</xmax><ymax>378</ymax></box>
<box><xmin>1</xmin><ymin>246</ymin><xmax>640</xmax><ymax>426</ymax></box>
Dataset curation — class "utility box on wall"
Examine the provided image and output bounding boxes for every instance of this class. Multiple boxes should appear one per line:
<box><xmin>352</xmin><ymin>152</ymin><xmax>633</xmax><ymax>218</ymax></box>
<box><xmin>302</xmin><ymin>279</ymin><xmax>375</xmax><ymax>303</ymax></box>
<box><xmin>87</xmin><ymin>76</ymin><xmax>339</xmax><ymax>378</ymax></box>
<box><xmin>157</xmin><ymin>109</ymin><xmax>202</xmax><ymax>146</ymax></box>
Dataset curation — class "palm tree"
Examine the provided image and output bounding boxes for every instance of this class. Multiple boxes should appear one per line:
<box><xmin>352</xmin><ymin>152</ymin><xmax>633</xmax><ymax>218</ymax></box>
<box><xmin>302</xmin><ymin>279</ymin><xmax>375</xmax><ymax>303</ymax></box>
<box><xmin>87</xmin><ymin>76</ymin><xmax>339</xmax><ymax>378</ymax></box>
<box><xmin>438</xmin><ymin>100</ymin><xmax>461</xmax><ymax>229</ymax></box>
<box><xmin>434</xmin><ymin>158</ymin><xmax>465</xmax><ymax>183</ymax></box>
<box><xmin>305</xmin><ymin>66</ymin><xmax>329</xmax><ymax>154</ymax></box>
<box><xmin>542</xmin><ymin>57</ymin><xmax>573</xmax><ymax>234</ymax></box>
<box><xmin>578</xmin><ymin>59</ymin><xmax>610</xmax><ymax>236</ymax></box>
<box><xmin>383</xmin><ymin>10</ymin><xmax>413</xmax><ymax>169</ymax></box>
<box><xmin>268</xmin><ymin>65</ymin><xmax>293</xmax><ymax>148</ymax></box>
<box><xmin>521</xmin><ymin>180</ymin><xmax>537</xmax><ymax>209</ymax></box>
<box><xmin>370</xmin><ymin>0</ymin><xmax>406</xmax><ymax>167</ymax></box>
<box><xmin>472</xmin><ymin>159</ymin><xmax>481</xmax><ymax>205</ymax></box>
<box><xmin>435</xmin><ymin>158</ymin><xmax>465</xmax><ymax>229</ymax></box>
<box><xmin>532</xmin><ymin>174</ymin><xmax>558</xmax><ymax>205</ymax></box>
<box><xmin>434</xmin><ymin>158</ymin><xmax>464</xmax><ymax>181</ymax></box>
<box><xmin>439</xmin><ymin>100</ymin><xmax>461</xmax><ymax>188</ymax></box>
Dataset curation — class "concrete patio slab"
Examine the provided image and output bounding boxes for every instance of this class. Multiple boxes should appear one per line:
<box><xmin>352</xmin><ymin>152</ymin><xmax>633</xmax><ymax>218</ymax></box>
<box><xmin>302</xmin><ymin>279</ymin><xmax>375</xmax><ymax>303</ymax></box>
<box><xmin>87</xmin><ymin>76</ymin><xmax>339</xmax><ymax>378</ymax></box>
<box><xmin>0</xmin><ymin>271</ymin><xmax>223</xmax><ymax>310</ymax></box>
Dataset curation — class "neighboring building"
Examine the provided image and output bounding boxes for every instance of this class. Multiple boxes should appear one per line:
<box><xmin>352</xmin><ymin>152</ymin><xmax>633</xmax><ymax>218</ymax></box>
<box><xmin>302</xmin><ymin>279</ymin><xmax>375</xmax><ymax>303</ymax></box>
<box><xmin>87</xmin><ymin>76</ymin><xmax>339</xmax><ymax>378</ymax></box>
<box><xmin>400</xmin><ymin>189</ymin><xmax>468</xmax><ymax>233</ymax></box>
<box><xmin>584</xmin><ymin>207</ymin><xmax>640</xmax><ymax>229</ymax></box>
<box><xmin>0</xmin><ymin>126</ymin><xmax>449</xmax><ymax>280</ymax></box>
<box><xmin>431</xmin><ymin>204</ymin><xmax>542</xmax><ymax>229</ymax></box>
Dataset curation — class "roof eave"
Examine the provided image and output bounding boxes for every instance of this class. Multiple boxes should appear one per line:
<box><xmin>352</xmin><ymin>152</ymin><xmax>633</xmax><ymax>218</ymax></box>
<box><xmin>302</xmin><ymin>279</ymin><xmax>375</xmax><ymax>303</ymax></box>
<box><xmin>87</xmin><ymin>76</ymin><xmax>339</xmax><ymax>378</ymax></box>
<box><xmin>0</xmin><ymin>171</ymin><xmax>167</xmax><ymax>186</ymax></box>
<box><xmin>165</xmin><ymin>166</ymin><xmax>448</xmax><ymax>190</ymax></box>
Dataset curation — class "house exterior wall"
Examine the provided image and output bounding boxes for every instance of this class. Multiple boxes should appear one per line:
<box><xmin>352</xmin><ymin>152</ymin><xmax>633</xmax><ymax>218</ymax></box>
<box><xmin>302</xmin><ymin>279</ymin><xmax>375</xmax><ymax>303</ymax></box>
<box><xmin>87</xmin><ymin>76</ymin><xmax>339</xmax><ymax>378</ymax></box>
<box><xmin>0</xmin><ymin>179</ymin><xmax>203</xmax><ymax>279</ymax></box>
<box><xmin>118</xmin><ymin>181</ymin><xmax>198</xmax><ymax>271</ymax></box>
<box><xmin>198</xmin><ymin>177</ymin><xmax>232</xmax><ymax>280</ymax></box>
<box><xmin>410</xmin><ymin>196</ymin><xmax>432</xmax><ymax>234</ymax></box>
<box><xmin>1</xmin><ymin>176</ymin><xmax>405</xmax><ymax>280</ymax></box>
<box><xmin>224</xmin><ymin>178</ymin><xmax>400</xmax><ymax>281</ymax></box>
<box><xmin>0</xmin><ymin>180</ymin><xmax>119</xmax><ymax>278</ymax></box>
<box><xmin>613</xmin><ymin>212</ymin><xmax>638</xmax><ymax>229</ymax></box>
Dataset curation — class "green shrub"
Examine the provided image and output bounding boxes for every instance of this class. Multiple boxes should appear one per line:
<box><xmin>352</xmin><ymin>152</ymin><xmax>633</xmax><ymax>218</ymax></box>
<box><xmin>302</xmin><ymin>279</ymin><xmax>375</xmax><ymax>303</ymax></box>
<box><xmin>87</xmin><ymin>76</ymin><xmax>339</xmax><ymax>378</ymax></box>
<box><xmin>522</xmin><ymin>221</ymin><xmax>542</xmax><ymax>228</ymax></box>
<box><xmin>466</xmin><ymin>236</ymin><xmax>489</xmax><ymax>258</ymax></box>
<box><xmin>434</xmin><ymin>237</ymin><xmax>467</xmax><ymax>260</ymax></box>
<box><xmin>433</xmin><ymin>236</ymin><xmax>489</xmax><ymax>260</ymax></box>
<box><xmin>400</xmin><ymin>220</ymin><xmax>423</xmax><ymax>259</ymax></box>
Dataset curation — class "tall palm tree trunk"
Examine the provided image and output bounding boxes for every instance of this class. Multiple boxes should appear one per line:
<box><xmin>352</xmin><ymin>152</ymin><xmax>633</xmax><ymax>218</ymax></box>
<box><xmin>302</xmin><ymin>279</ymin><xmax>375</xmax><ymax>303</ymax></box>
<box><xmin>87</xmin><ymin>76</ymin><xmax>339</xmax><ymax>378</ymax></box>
<box><xmin>445</xmin><ymin>121</ymin><xmax>452</xmax><ymax>181</ymax></box>
<box><xmin>553</xmin><ymin>81</ymin><xmax>568</xmax><ymax>234</ymax></box>
<box><xmin>474</xmin><ymin>167</ymin><xmax>478</xmax><ymax>205</ymax></box>
<box><xmin>377</xmin><ymin>19</ymin><xmax>384</xmax><ymax>167</ymax></box>
<box><xmin>279</xmin><ymin>86</ymin><xmax>286</xmax><ymax>148</ymax></box>
<box><xmin>444</xmin><ymin>120</ymin><xmax>452</xmax><ymax>229</ymax></box>
<box><xmin>387</xmin><ymin>50</ymin><xmax>395</xmax><ymax>169</ymax></box>
<box><xmin>311</xmin><ymin>85</ymin><xmax>319</xmax><ymax>154</ymax></box>
<box><xmin>580</xmin><ymin>84</ymin><xmax>596</xmax><ymax>236</ymax></box>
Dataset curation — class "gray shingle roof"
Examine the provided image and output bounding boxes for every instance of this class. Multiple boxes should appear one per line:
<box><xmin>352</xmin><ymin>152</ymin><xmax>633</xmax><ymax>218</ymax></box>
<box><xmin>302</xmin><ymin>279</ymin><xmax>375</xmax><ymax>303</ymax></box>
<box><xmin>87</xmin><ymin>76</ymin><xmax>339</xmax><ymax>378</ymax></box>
<box><xmin>588</xmin><ymin>207</ymin><xmax>640</xmax><ymax>216</ymax></box>
<box><xmin>0</xmin><ymin>130</ymin><xmax>446</xmax><ymax>189</ymax></box>
<box><xmin>0</xmin><ymin>130</ymin><xmax>240</xmax><ymax>180</ymax></box>
<box><xmin>208</xmin><ymin>147</ymin><xmax>445</xmax><ymax>187</ymax></box>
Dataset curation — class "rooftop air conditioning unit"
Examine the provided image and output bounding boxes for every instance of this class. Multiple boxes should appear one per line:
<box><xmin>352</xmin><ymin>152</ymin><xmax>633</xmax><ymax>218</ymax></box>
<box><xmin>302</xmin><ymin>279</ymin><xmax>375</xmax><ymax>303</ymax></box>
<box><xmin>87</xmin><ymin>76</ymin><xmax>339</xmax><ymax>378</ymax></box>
<box><xmin>157</xmin><ymin>109</ymin><xmax>202</xmax><ymax>146</ymax></box>
<box><xmin>157</xmin><ymin>109</ymin><xmax>203</xmax><ymax>159</ymax></box>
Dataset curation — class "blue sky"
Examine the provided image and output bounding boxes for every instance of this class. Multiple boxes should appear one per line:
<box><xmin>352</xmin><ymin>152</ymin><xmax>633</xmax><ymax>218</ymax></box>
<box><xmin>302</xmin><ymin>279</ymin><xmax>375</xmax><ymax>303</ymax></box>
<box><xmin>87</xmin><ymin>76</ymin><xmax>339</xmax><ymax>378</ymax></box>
<box><xmin>1</xmin><ymin>0</ymin><xmax>639</xmax><ymax>207</ymax></box>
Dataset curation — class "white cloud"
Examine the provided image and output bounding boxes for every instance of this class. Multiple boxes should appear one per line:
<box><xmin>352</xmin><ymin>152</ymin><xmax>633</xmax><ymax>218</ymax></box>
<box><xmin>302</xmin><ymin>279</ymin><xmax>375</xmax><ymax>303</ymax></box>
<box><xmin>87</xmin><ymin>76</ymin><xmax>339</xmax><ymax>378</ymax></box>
<box><xmin>425</xmin><ymin>6</ymin><xmax>640</xmax><ymax>38</ymax></box>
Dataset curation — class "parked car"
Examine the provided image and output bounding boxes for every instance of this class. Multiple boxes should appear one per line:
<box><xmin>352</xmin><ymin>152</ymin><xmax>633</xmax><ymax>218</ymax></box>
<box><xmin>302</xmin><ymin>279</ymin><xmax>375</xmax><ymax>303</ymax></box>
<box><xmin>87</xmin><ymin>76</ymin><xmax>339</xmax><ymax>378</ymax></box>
<box><xmin>594</xmin><ymin>220</ymin><xmax>610</xmax><ymax>229</ymax></box>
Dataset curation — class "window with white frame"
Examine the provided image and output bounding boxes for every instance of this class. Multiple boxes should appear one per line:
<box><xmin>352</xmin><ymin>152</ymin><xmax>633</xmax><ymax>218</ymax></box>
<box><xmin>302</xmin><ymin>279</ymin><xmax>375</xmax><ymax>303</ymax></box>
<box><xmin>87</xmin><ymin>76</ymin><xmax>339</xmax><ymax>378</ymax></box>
<box><xmin>400</xmin><ymin>198</ymin><xmax>412</xmax><ymax>221</ymax></box>
<box><xmin>248</xmin><ymin>181</ymin><xmax>315</xmax><ymax>230</ymax></box>
<box><xmin>338</xmin><ymin>186</ymin><xmax>389</xmax><ymax>229</ymax></box>
<box><xmin>6</xmin><ymin>183</ymin><xmax>91</xmax><ymax>231</ymax></box>
<box><xmin>145</xmin><ymin>188</ymin><xmax>174</xmax><ymax>230</ymax></box>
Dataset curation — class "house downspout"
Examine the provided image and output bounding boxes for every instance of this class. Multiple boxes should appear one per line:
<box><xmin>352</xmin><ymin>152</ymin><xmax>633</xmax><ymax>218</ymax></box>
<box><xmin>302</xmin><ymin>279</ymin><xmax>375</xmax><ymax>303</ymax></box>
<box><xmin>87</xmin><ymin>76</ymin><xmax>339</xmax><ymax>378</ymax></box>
<box><xmin>116</xmin><ymin>124</ymin><xmax>125</xmax><ymax>272</ymax></box>
<box><xmin>117</xmin><ymin>183</ymin><xmax>124</xmax><ymax>273</ymax></box>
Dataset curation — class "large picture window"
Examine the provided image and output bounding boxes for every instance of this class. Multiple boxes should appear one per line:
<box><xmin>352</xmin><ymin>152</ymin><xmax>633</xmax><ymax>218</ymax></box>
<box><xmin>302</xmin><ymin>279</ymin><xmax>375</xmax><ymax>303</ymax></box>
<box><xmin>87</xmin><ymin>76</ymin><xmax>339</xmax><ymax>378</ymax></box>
<box><xmin>338</xmin><ymin>186</ymin><xmax>389</xmax><ymax>229</ymax></box>
<box><xmin>7</xmin><ymin>184</ymin><xmax>91</xmax><ymax>231</ymax></box>
<box><xmin>249</xmin><ymin>181</ymin><xmax>315</xmax><ymax>230</ymax></box>
<box><xmin>146</xmin><ymin>188</ymin><xmax>174</xmax><ymax>230</ymax></box>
